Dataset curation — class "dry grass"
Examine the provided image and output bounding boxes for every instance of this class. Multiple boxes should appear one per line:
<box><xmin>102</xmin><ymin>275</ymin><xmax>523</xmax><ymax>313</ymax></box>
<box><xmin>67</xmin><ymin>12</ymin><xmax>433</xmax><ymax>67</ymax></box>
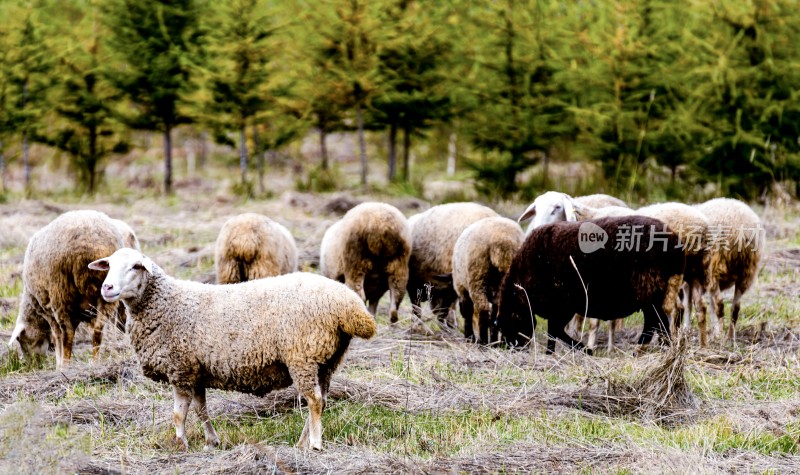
<box><xmin>2</xmin><ymin>171</ymin><xmax>800</xmax><ymax>474</ymax></box>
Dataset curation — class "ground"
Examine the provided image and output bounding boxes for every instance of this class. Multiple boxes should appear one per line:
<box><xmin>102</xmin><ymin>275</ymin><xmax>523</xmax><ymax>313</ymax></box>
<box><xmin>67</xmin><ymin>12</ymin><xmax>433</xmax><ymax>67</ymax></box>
<box><xmin>1</xmin><ymin>179</ymin><xmax>799</xmax><ymax>474</ymax></box>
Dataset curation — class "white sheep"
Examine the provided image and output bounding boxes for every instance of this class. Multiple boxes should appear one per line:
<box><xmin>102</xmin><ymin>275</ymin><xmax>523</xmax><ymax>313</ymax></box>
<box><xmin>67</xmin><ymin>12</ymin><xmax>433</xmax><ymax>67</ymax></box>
<box><xmin>88</xmin><ymin>248</ymin><xmax>376</xmax><ymax>451</ymax></box>
<box><xmin>694</xmin><ymin>198</ymin><xmax>764</xmax><ymax>342</ymax></box>
<box><xmin>452</xmin><ymin>216</ymin><xmax>524</xmax><ymax>344</ymax></box>
<box><xmin>215</xmin><ymin>213</ymin><xmax>298</xmax><ymax>284</ymax></box>
<box><xmin>319</xmin><ymin>202</ymin><xmax>411</xmax><ymax>322</ymax></box>
<box><xmin>8</xmin><ymin>210</ymin><xmax>139</xmax><ymax>368</ymax></box>
<box><xmin>407</xmin><ymin>202</ymin><xmax>499</xmax><ymax>323</ymax></box>
<box><xmin>517</xmin><ymin>191</ymin><xmax>629</xmax><ymax>234</ymax></box>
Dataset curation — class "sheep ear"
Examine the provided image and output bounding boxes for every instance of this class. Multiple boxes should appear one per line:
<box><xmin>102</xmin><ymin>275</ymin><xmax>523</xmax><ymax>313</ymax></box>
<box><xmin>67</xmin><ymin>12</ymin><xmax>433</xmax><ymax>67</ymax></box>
<box><xmin>518</xmin><ymin>203</ymin><xmax>536</xmax><ymax>223</ymax></box>
<box><xmin>562</xmin><ymin>195</ymin><xmax>577</xmax><ymax>222</ymax></box>
<box><xmin>88</xmin><ymin>258</ymin><xmax>110</xmax><ymax>271</ymax></box>
<box><xmin>134</xmin><ymin>258</ymin><xmax>154</xmax><ymax>274</ymax></box>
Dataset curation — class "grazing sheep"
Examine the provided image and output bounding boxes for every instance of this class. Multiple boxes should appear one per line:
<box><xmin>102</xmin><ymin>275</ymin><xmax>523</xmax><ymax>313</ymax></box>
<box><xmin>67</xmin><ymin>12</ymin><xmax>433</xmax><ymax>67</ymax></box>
<box><xmin>215</xmin><ymin>213</ymin><xmax>298</xmax><ymax>284</ymax></box>
<box><xmin>518</xmin><ymin>191</ymin><xmax>629</xmax><ymax>352</ymax></box>
<box><xmin>635</xmin><ymin>203</ymin><xmax>712</xmax><ymax>346</ymax></box>
<box><xmin>407</xmin><ymin>202</ymin><xmax>499</xmax><ymax>322</ymax></box>
<box><xmin>320</xmin><ymin>202</ymin><xmax>411</xmax><ymax>323</ymax></box>
<box><xmin>452</xmin><ymin>217</ymin><xmax>524</xmax><ymax>344</ymax></box>
<box><xmin>88</xmin><ymin>248</ymin><xmax>376</xmax><ymax>451</ymax></box>
<box><xmin>8</xmin><ymin>210</ymin><xmax>139</xmax><ymax>368</ymax></box>
<box><xmin>694</xmin><ymin>198</ymin><xmax>764</xmax><ymax>342</ymax></box>
<box><xmin>517</xmin><ymin>191</ymin><xmax>629</xmax><ymax>235</ymax></box>
<box><xmin>492</xmin><ymin>216</ymin><xmax>684</xmax><ymax>354</ymax></box>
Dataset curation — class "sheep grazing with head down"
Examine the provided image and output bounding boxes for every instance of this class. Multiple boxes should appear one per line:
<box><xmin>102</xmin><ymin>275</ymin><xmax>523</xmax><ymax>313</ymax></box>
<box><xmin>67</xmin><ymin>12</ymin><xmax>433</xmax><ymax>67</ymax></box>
<box><xmin>517</xmin><ymin>191</ymin><xmax>629</xmax><ymax>352</ymax></box>
<box><xmin>89</xmin><ymin>248</ymin><xmax>376</xmax><ymax>451</ymax></box>
<box><xmin>694</xmin><ymin>198</ymin><xmax>764</xmax><ymax>342</ymax></box>
<box><xmin>215</xmin><ymin>213</ymin><xmax>298</xmax><ymax>284</ymax></box>
<box><xmin>407</xmin><ymin>202</ymin><xmax>499</xmax><ymax>322</ymax></box>
<box><xmin>8</xmin><ymin>210</ymin><xmax>139</xmax><ymax>368</ymax></box>
<box><xmin>452</xmin><ymin>216</ymin><xmax>524</xmax><ymax>344</ymax></box>
<box><xmin>320</xmin><ymin>202</ymin><xmax>411</xmax><ymax>322</ymax></box>
<box><xmin>493</xmin><ymin>216</ymin><xmax>684</xmax><ymax>354</ymax></box>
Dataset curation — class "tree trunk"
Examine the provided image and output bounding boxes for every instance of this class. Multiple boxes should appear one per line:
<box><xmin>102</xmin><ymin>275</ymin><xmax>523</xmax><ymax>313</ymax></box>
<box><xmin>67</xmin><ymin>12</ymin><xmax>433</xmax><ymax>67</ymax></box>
<box><xmin>23</xmin><ymin>81</ymin><xmax>30</xmax><ymax>195</ymax></box>
<box><xmin>239</xmin><ymin>123</ymin><xmax>247</xmax><ymax>185</ymax></box>
<box><xmin>357</xmin><ymin>103</ymin><xmax>367</xmax><ymax>188</ymax></box>
<box><xmin>88</xmin><ymin>123</ymin><xmax>98</xmax><ymax>195</ymax></box>
<box><xmin>198</xmin><ymin>131</ymin><xmax>208</xmax><ymax>169</ymax></box>
<box><xmin>164</xmin><ymin>126</ymin><xmax>173</xmax><ymax>195</ymax></box>
<box><xmin>0</xmin><ymin>140</ymin><xmax>5</xmax><ymax>194</ymax></box>
<box><xmin>446</xmin><ymin>131</ymin><xmax>457</xmax><ymax>177</ymax></box>
<box><xmin>387</xmin><ymin>122</ymin><xmax>397</xmax><ymax>182</ymax></box>
<box><xmin>319</xmin><ymin>128</ymin><xmax>329</xmax><ymax>171</ymax></box>
<box><xmin>402</xmin><ymin>125</ymin><xmax>411</xmax><ymax>182</ymax></box>
<box><xmin>254</xmin><ymin>123</ymin><xmax>264</xmax><ymax>194</ymax></box>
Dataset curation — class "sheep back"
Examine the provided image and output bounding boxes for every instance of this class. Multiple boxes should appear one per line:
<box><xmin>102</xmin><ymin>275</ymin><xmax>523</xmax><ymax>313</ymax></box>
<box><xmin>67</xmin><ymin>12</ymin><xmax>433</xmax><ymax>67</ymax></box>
<box><xmin>128</xmin><ymin>271</ymin><xmax>375</xmax><ymax>395</ymax></box>
<box><xmin>494</xmin><ymin>216</ymin><xmax>685</xmax><ymax>349</ymax></box>
<box><xmin>573</xmin><ymin>194</ymin><xmax>628</xmax><ymax>209</ymax></box>
<box><xmin>215</xmin><ymin>213</ymin><xmax>298</xmax><ymax>284</ymax></box>
<box><xmin>407</xmin><ymin>203</ymin><xmax>498</xmax><ymax>316</ymax></box>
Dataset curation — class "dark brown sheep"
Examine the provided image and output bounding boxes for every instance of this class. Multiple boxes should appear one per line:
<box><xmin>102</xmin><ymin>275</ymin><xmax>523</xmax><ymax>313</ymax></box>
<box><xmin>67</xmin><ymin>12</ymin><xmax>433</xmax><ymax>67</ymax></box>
<box><xmin>493</xmin><ymin>216</ymin><xmax>685</xmax><ymax>354</ymax></box>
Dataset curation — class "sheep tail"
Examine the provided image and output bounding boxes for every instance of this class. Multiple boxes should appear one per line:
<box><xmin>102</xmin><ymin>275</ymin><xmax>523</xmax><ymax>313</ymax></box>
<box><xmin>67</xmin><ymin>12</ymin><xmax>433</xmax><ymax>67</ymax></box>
<box><xmin>339</xmin><ymin>306</ymin><xmax>377</xmax><ymax>339</ymax></box>
<box><xmin>227</xmin><ymin>226</ymin><xmax>262</xmax><ymax>263</ymax></box>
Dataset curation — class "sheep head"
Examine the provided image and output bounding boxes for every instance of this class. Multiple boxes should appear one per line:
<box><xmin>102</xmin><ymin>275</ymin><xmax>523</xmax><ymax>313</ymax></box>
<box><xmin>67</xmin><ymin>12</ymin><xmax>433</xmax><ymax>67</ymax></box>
<box><xmin>518</xmin><ymin>191</ymin><xmax>577</xmax><ymax>233</ymax></box>
<box><xmin>89</xmin><ymin>248</ymin><xmax>155</xmax><ymax>303</ymax></box>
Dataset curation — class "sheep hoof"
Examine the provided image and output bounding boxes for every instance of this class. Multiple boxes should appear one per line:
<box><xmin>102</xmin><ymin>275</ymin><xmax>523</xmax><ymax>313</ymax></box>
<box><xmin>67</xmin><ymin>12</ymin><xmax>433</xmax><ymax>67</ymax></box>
<box><xmin>174</xmin><ymin>437</ymin><xmax>189</xmax><ymax>452</ymax></box>
<box><xmin>203</xmin><ymin>438</ymin><xmax>220</xmax><ymax>451</ymax></box>
<box><xmin>584</xmin><ymin>348</ymin><xmax>594</xmax><ymax>357</ymax></box>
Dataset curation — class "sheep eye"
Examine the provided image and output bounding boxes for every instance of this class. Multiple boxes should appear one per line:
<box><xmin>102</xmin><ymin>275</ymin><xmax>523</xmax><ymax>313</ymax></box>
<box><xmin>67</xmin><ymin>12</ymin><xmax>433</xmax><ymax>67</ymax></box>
<box><xmin>132</xmin><ymin>264</ymin><xmax>144</xmax><ymax>271</ymax></box>
<box><xmin>551</xmin><ymin>205</ymin><xmax>561</xmax><ymax>215</ymax></box>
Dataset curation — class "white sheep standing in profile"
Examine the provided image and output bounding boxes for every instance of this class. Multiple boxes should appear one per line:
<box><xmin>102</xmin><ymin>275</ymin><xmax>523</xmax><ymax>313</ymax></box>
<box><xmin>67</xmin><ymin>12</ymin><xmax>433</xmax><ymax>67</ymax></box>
<box><xmin>89</xmin><ymin>248</ymin><xmax>376</xmax><ymax>451</ymax></box>
<box><xmin>319</xmin><ymin>202</ymin><xmax>411</xmax><ymax>322</ymax></box>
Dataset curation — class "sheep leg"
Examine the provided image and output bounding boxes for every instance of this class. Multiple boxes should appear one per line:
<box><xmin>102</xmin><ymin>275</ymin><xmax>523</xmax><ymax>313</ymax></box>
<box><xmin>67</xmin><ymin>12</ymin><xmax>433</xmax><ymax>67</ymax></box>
<box><xmin>193</xmin><ymin>386</ymin><xmax>219</xmax><ymax>450</ymax></box>
<box><xmin>570</xmin><ymin>314</ymin><xmax>585</xmax><ymax>339</ymax></box>
<box><xmin>708</xmin><ymin>283</ymin><xmax>723</xmax><ymax>340</ymax></box>
<box><xmin>691</xmin><ymin>281</ymin><xmax>708</xmax><ymax>348</ymax></box>
<box><xmin>586</xmin><ymin>318</ymin><xmax>599</xmax><ymax>353</ymax></box>
<box><xmin>298</xmin><ymin>385</ymin><xmax>324</xmax><ymax>451</ymax></box>
<box><xmin>727</xmin><ymin>286</ymin><xmax>744</xmax><ymax>344</ymax></box>
<box><xmin>367</xmin><ymin>300</ymin><xmax>378</xmax><ymax>317</ymax></box>
<box><xmin>59</xmin><ymin>317</ymin><xmax>76</xmax><ymax>368</ymax></box>
<box><xmin>478</xmin><ymin>308</ymin><xmax>491</xmax><ymax>345</ymax></box>
<box><xmin>172</xmin><ymin>387</ymin><xmax>193</xmax><ymax>451</ymax></box>
<box><xmin>607</xmin><ymin>319</ymin><xmax>616</xmax><ymax>353</ymax></box>
<box><xmin>458</xmin><ymin>295</ymin><xmax>474</xmax><ymax>340</ymax></box>
<box><xmin>91</xmin><ymin>316</ymin><xmax>104</xmax><ymax>359</ymax></box>
<box><xmin>547</xmin><ymin>319</ymin><xmax>584</xmax><ymax>355</ymax></box>
<box><xmin>386</xmin><ymin>263</ymin><xmax>407</xmax><ymax>324</ymax></box>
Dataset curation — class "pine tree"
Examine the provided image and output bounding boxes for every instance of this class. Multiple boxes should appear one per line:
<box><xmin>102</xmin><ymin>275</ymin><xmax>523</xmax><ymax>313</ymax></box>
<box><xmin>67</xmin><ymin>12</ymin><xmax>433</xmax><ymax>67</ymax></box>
<box><xmin>44</xmin><ymin>5</ymin><xmax>128</xmax><ymax>194</ymax></box>
<box><xmin>371</xmin><ymin>0</ymin><xmax>451</xmax><ymax>182</ymax></box>
<box><xmin>104</xmin><ymin>0</ymin><xmax>205</xmax><ymax>195</ymax></box>
<box><xmin>6</xmin><ymin>9</ymin><xmax>52</xmax><ymax>196</ymax></box>
<box><xmin>204</xmin><ymin>0</ymin><xmax>281</xmax><ymax>189</ymax></box>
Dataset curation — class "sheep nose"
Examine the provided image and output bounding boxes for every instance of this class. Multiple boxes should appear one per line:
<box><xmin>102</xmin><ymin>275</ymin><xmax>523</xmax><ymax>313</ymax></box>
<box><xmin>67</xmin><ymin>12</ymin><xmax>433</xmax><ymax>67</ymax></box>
<box><xmin>103</xmin><ymin>283</ymin><xmax>115</xmax><ymax>292</ymax></box>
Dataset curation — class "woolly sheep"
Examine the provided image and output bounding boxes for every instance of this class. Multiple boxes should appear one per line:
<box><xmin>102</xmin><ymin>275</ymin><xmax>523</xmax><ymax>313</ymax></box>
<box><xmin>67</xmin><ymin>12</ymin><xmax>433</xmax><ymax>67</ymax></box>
<box><xmin>694</xmin><ymin>198</ymin><xmax>764</xmax><ymax>342</ymax></box>
<box><xmin>89</xmin><ymin>248</ymin><xmax>376</xmax><ymax>451</ymax></box>
<box><xmin>407</xmin><ymin>202</ymin><xmax>499</xmax><ymax>322</ymax></box>
<box><xmin>492</xmin><ymin>216</ymin><xmax>684</xmax><ymax>354</ymax></box>
<box><xmin>215</xmin><ymin>213</ymin><xmax>298</xmax><ymax>284</ymax></box>
<box><xmin>8</xmin><ymin>210</ymin><xmax>139</xmax><ymax>368</ymax></box>
<box><xmin>573</xmin><ymin>201</ymin><xmax>714</xmax><ymax>347</ymax></box>
<box><xmin>517</xmin><ymin>191</ymin><xmax>629</xmax><ymax>235</ymax></box>
<box><xmin>452</xmin><ymin>217</ymin><xmax>524</xmax><ymax>344</ymax></box>
<box><xmin>517</xmin><ymin>191</ymin><xmax>629</xmax><ymax>352</ymax></box>
<box><xmin>319</xmin><ymin>202</ymin><xmax>411</xmax><ymax>323</ymax></box>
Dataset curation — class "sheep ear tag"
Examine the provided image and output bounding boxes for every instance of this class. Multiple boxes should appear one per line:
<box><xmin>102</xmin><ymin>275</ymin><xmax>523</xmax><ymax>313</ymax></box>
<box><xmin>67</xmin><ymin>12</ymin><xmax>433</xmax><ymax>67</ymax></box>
<box><xmin>518</xmin><ymin>204</ymin><xmax>536</xmax><ymax>223</ymax></box>
<box><xmin>88</xmin><ymin>258</ymin><xmax>110</xmax><ymax>271</ymax></box>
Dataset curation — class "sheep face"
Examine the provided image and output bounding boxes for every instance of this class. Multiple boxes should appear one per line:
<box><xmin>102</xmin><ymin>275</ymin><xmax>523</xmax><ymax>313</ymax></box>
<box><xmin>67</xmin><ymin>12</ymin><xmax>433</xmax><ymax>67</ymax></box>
<box><xmin>89</xmin><ymin>248</ymin><xmax>155</xmax><ymax>303</ymax></box>
<box><xmin>8</xmin><ymin>296</ymin><xmax>53</xmax><ymax>357</ymax></box>
<box><xmin>518</xmin><ymin>191</ymin><xmax>577</xmax><ymax>233</ymax></box>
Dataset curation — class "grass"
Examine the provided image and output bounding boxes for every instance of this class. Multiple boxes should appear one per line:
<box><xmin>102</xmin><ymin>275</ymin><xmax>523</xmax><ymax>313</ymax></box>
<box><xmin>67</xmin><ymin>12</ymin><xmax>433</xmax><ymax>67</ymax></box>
<box><xmin>2</xmin><ymin>172</ymin><xmax>800</xmax><ymax>473</ymax></box>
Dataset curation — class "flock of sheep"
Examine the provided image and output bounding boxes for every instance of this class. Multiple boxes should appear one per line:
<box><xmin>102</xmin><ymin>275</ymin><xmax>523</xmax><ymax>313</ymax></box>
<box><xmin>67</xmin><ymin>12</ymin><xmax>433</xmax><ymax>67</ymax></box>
<box><xmin>5</xmin><ymin>192</ymin><xmax>764</xmax><ymax>450</ymax></box>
